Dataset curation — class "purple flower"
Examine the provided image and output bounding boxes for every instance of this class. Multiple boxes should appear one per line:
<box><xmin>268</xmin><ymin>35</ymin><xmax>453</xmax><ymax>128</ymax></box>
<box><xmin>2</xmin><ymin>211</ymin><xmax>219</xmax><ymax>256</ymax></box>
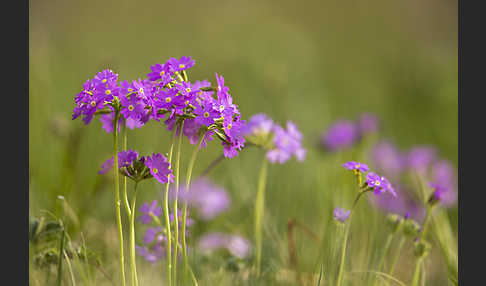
<box><xmin>429</xmin><ymin>160</ymin><xmax>457</xmax><ymax>206</ymax></box>
<box><xmin>406</xmin><ymin>146</ymin><xmax>437</xmax><ymax>175</ymax></box>
<box><xmin>118</xmin><ymin>150</ymin><xmax>139</xmax><ymax>167</ymax></box>
<box><xmin>342</xmin><ymin>161</ymin><xmax>369</xmax><ymax>172</ymax></box>
<box><xmin>120</xmin><ymin>94</ymin><xmax>146</xmax><ymax>120</ymax></box>
<box><xmin>371</xmin><ymin>140</ymin><xmax>406</xmax><ymax>180</ymax></box>
<box><xmin>194</xmin><ymin>99</ymin><xmax>219</xmax><ymax>127</ymax></box>
<box><xmin>428</xmin><ymin>182</ymin><xmax>448</xmax><ymax>204</ymax></box>
<box><xmin>266</xmin><ymin>121</ymin><xmax>306</xmax><ymax>164</ymax></box>
<box><xmin>143</xmin><ymin>227</ymin><xmax>162</xmax><ymax>244</ymax></box>
<box><xmin>321</xmin><ymin>120</ymin><xmax>359</xmax><ymax>151</ymax></box>
<box><xmin>155</xmin><ymin>88</ymin><xmax>184</xmax><ymax>110</ymax></box>
<box><xmin>138</xmin><ymin>200</ymin><xmax>162</xmax><ymax>224</ymax></box>
<box><xmin>333</xmin><ymin>207</ymin><xmax>350</xmax><ymax>223</ymax></box>
<box><xmin>197</xmin><ymin>232</ymin><xmax>251</xmax><ymax>259</ymax></box>
<box><xmin>144</xmin><ymin>153</ymin><xmax>173</xmax><ymax>184</ymax></box>
<box><xmin>243</xmin><ymin>113</ymin><xmax>274</xmax><ymax>136</ymax></box>
<box><xmin>366</xmin><ymin>172</ymin><xmax>396</xmax><ymax>197</ymax></box>
<box><xmin>171</xmin><ymin>177</ymin><xmax>231</xmax><ymax>220</ymax></box>
<box><xmin>93</xmin><ymin>69</ymin><xmax>118</xmax><ymax>87</ymax></box>
<box><xmin>369</xmin><ymin>184</ymin><xmax>425</xmax><ymax>222</ymax></box>
<box><xmin>147</xmin><ymin>62</ymin><xmax>173</xmax><ymax>85</ymax></box>
<box><xmin>168</xmin><ymin>56</ymin><xmax>195</xmax><ymax>72</ymax></box>
<box><xmin>358</xmin><ymin>113</ymin><xmax>379</xmax><ymax>134</ymax></box>
<box><xmin>99</xmin><ymin>112</ymin><xmax>123</xmax><ymax>133</ymax></box>
<box><xmin>98</xmin><ymin>157</ymin><xmax>114</xmax><ymax>175</ymax></box>
<box><xmin>136</xmin><ymin>244</ymin><xmax>164</xmax><ymax>264</ymax></box>
<box><xmin>214</xmin><ymin>73</ymin><xmax>238</xmax><ymax>116</ymax></box>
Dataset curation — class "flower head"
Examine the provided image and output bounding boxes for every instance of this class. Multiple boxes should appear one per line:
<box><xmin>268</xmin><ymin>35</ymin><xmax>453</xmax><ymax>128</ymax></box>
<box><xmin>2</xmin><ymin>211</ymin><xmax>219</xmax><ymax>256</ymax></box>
<box><xmin>321</xmin><ymin>120</ymin><xmax>359</xmax><ymax>151</ymax></box>
<box><xmin>266</xmin><ymin>121</ymin><xmax>306</xmax><ymax>164</ymax></box>
<box><xmin>197</xmin><ymin>232</ymin><xmax>251</xmax><ymax>259</ymax></box>
<box><xmin>358</xmin><ymin>113</ymin><xmax>379</xmax><ymax>134</ymax></box>
<box><xmin>342</xmin><ymin>161</ymin><xmax>369</xmax><ymax>172</ymax></box>
<box><xmin>168</xmin><ymin>56</ymin><xmax>195</xmax><ymax>72</ymax></box>
<box><xmin>138</xmin><ymin>200</ymin><xmax>162</xmax><ymax>224</ymax></box>
<box><xmin>333</xmin><ymin>207</ymin><xmax>351</xmax><ymax>223</ymax></box>
<box><xmin>366</xmin><ymin>172</ymin><xmax>396</xmax><ymax>197</ymax></box>
<box><xmin>144</xmin><ymin>153</ymin><xmax>173</xmax><ymax>184</ymax></box>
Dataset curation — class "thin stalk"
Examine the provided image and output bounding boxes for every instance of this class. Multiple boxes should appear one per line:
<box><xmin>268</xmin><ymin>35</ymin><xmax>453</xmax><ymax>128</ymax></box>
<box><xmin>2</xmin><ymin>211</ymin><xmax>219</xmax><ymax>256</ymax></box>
<box><xmin>63</xmin><ymin>250</ymin><xmax>76</xmax><ymax>286</ymax></box>
<box><xmin>182</xmin><ymin>132</ymin><xmax>206</xmax><ymax>280</ymax></box>
<box><xmin>56</xmin><ymin>227</ymin><xmax>65</xmax><ymax>286</ymax></box>
<box><xmin>113</xmin><ymin>111</ymin><xmax>127</xmax><ymax>286</ymax></box>
<box><xmin>129</xmin><ymin>182</ymin><xmax>139</xmax><ymax>286</ymax></box>
<box><xmin>336</xmin><ymin>190</ymin><xmax>369</xmax><ymax>286</ymax></box>
<box><xmin>122</xmin><ymin>120</ymin><xmax>131</xmax><ymax>217</ymax></box>
<box><xmin>388</xmin><ymin>236</ymin><xmax>405</xmax><ymax>276</ymax></box>
<box><xmin>376</xmin><ymin>233</ymin><xmax>394</xmax><ymax>278</ymax></box>
<box><xmin>173</xmin><ymin>119</ymin><xmax>185</xmax><ymax>284</ymax></box>
<box><xmin>410</xmin><ymin>258</ymin><xmax>423</xmax><ymax>286</ymax></box>
<box><xmin>419</xmin><ymin>206</ymin><xmax>434</xmax><ymax>240</ymax></box>
<box><xmin>163</xmin><ymin>128</ymin><xmax>177</xmax><ymax>286</ymax></box>
<box><xmin>254</xmin><ymin>158</ymin><xmax>268</xmax><ymax>277</ymax></box>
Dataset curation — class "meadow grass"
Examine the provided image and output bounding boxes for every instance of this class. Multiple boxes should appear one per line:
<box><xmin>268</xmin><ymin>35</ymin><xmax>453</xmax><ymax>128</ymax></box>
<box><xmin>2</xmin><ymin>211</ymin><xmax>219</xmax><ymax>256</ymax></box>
<box><xmin>29</xmin><ymin>0</ymin><xmax>457</xmax><ymax>285</ymax></box>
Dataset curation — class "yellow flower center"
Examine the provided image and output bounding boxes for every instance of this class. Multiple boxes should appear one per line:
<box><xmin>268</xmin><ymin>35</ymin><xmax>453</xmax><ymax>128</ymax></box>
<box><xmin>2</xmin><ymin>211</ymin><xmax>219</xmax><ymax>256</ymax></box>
<box><xmin>375</xmin><ymin>180</ymin><xmax>381</xmax><ymax>186</ymax></box>
<box><xmin>227</xmin><ymin>124</ymin><xmax>232</xmax><ymax>130</ymax></box>
<box><xmin>179</xmin><ymin>64</ymin><xmax>185</xmax><ymax>69</ymax></box>
<box><xmin>185</xmin><ymin>88</ymin><xmax>191</xmax><ymax>93</ymax></box>
<box><xmin>152</xmin><ymin>168</ymin><xmax>158</xmax><ymax>174</ymax></box>
<box><xmin>128</xmin><ymin>105</ymin><xmax>134</xmax><ymax>111</ymax></box>
<box><xmin>139</xmin><ymin>88</ymin><xmax>144</xmax><ymax>94</ymax></box>
<box><xmin>165</xmin><ymin>97</ymin><xmax>172</xmax><ymax>103</ymax></box>
<box><xmin>204</xmin><ymin>112</ymin><xmax>209</xmax><ymax>118</ymax></box>
<box><xmin>128</xmin><ymin>88</ymin><xmax>133</xmax><ymax>92</ymax></box>
<box><xmin>355</xmin><ymin>164</ymin><xmax>360</xmax><ymax>169</ymax></box>
<box><xmin>185</xmin><ymin>100</ymin><xmax>189</xmax><ymax>105</ymax></box>
<box><xmin>160</xmin><ymin>71</ymin><xmax>165</xmax><ymax>76</ymax></box>
<box><xmin>105</xmin><ymin>89</ymin><xmax>111</xmax><ymax>95</ymax></box>
<box><xmin>90</xmin><ymin>100</ymin><xmax>96</xmax><ymax>107</ymax></box>
<box><xmin>219</xmin><ymin>105</ymin><xmax>224</xmax><ymax>111</ymax></box>
<box><xmin>102</xmin><ymin>79</ymin><xmax>107</xmax><ymax>83</ymax></box>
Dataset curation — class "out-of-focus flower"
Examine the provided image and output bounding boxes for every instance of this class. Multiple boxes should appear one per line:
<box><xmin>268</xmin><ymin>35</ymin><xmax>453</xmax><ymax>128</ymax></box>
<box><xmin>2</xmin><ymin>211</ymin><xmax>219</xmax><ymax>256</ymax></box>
<box><xmin>333</xmin><ymin>207</ymin><xmax>351</xmax><ymax>223</ymax></box>
<box><xmin>138</xmin><ymin>201</ymin><xmax>162</xmax><ymax>224</ymax></box>
<box><xmin>358</xmin><ymin>113</ymin><xmax>379</xmax><ymax>134</ymax></box>
<box><xmin>342</xmin><ymin>161</ymin><xmax>369</xmax><ymax>173</ymax></box>
<box><xmin>321</xmin><ymin>120</ymin><xmax>359</xmax><ymax>151</ymax></box>
<box><xmin>197</xmin><ymin>232</ymin><xmax>251</xmax><ymax>259</ymax></box>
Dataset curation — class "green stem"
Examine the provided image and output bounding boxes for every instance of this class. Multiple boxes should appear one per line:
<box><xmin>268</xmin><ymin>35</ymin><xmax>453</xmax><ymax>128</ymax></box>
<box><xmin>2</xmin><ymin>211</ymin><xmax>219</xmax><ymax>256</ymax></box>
<box><xmin>173</xmin><ymin>119</ymin><xmax>185</xmax><ymax>285</ymax></box>
<box><xmin>113</xmin><ymin>111</ymin><xmax>127</xmax><ymax>286</ymax></box>
<box><xmin>373</xmin><ymin>233</ymin><xmax>394</xmax><ymax>286</ymax></box>
<box><xmin>410</xmin><ymin>258</ymin><xmax>423</xmax><ymax>286</ymax></box>
<box><xmin>163</xmin><ymin>128</ymin><xmax>177</xmax><ymax>286</ymax></box>
<box><xmin>129</xmin><ymin>182</ymin><xmax>139</xmax><ymax>286</ymax></box>
<box><xmin>388</xmin><ymin>236</ymin><xmax>405</xmax><ymax>276</ymax></box>
<box><xmin>56</xmin><ymin>227</ymin><xmax>65</xmax><ymax>286</ymax></box>
<box><xmin>254</xmin><ymin>157</ymin><xmax>268</xmax><ymax>277</ymax></box>
<box><xmin>336</xmin><ymin>190</ymin><xmax>369</xmax><ymax>286</ymax></box>
<box><xmin>122</xmin><ymin>120</ymin><xmax>131</xmax><ymax>217</ymax></box>
<box><xmin>182</xmin><ymin>132</ymin><xmax>206</xmax><ymax>281</ymax></box>
<box><xmin>420</xmin><ymin>206</ymin><xmax>434</xmax><ymax>240</ymax></box>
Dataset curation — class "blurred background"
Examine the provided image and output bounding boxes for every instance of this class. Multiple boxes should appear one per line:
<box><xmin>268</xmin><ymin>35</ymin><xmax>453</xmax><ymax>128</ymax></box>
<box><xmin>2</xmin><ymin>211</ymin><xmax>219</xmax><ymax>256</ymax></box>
<box><xmin>29</xmin><ymin>0</ymin><xmax>457</xmax><ymax>285</ymax></box>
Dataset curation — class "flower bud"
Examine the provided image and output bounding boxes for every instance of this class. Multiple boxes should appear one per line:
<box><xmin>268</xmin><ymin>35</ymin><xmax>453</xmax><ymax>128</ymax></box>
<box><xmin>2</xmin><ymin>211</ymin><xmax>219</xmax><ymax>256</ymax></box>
<box><xmin>403</xmin><ymin>219</ymin><xmax>421</xmax><ymax>237</ymax></box>
<box><xmin>385</xmin><ymin>214</ymin><xmax>403</xmax><ymax>233</ymax></box>
<box><xmin>413</xmin><ymin>240</ymin><xmax>431</xmax><ymax>258</ymax></box>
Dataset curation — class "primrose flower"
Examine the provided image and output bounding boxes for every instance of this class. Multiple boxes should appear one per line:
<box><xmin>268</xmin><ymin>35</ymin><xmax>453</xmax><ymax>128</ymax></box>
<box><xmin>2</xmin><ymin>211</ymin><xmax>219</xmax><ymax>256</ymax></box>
<box><xmin>147</xmin><ymin>62</ymin><xmax>173</xmax><ymax>85</ymax></box>
<box><xmin>197</xmin><ymin>232</ymin><xmax>251</xmax><ymax>259</ymax></box>
<box><xmin>366</xmin><ymin>172</ymin><xmax>396</xmax><ymax>197</ymax></box>
<box><xmin>358</xmin><ymin>113</ymin><xmax>379</xmax><ymax>134</ymax></box>
<box><xmin>171</xmin><ymin>177</ymin><xmax>231</xmax><ymax>220</ymax></box>
<box><xmin>138</xmin><ymin>200</ymin><xmax>162</xmax><ymax>224</ymax></box>
<box><xmin>321</xmin><ymin>120</ymin><xmax>359</xmax><ymax>151</ymax></box>
<box><xmin>427</xmin><ymin>182</ymin><xmax>448</xmax><ymax>205</ymax></box>
<box><xmin>99</xmin><ymin>112</ymin><xmax>123</xmax><ymax>133</ymax></box>
<box><xmin>371</xmin><ymin>140</ymin><xmax>406</xmax><ymax>180</ymax></box>
<box><xmin>266</xmin><ymin>121</ymin><xmax>306</xmax><ymax>164</ymax></box>
<box><xmin>243</xmin><ymin>113</ymin><xmax>274</xmax><ymax>137</ymax></box>
<box><xmin>144</xmin><ymin>153</ymin><xmax>173</xmax><ymax>184</ymax></box>
<box><xmin>342</xmin><ymin>161</ymin><xmax>369</xmax><ymax>172</ymax></box>
<box><xmin>120</xmin><ymin>94</ymin><xmax>146</xmax><ymax>120</ymax></box>
<box><xmin>118</xmin><ymin>150</ymin><xmax>139</xmax><ymax>167</ymax></box>
<box><xmin>168</xmin><ymin>56</ymin><xmax>195</xmax><ymax>72</ymax></box>
<box><xmin>406</xmin><ymin>146</ymin><xmax>437</xmax><ymax>175</ymax></box>
<box><xmin>333</xmin><ymin>207</ymin><xmax>351</xmax><ymax>223</ymax></box>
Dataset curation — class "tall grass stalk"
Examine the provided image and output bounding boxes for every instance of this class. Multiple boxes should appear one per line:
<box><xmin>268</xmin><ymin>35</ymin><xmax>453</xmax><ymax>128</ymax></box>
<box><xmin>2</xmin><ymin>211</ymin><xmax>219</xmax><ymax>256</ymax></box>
<box><xmin>254</xmin><ymin>157</ymin><xmax>268</xmax><ymax>277</ymax></box>
<box><xmin>336</xmin><ymin>189</ymin><xmax>369</xmax><ymax>286</ymax></box>
<box><xmin>173</xmin><ymin>120</ymin><xmax>185</xmax><ymax>284</ymax></box>
<box><xmin>182</xmin><ymin>131</ymin><xmax>206</xmax><ymax>282</ymax></box>
<box><xmin>163</xmin><ymin>128</ymin><xmax>177</xmax><ymax>286</ymax></box>
<box><xmin>388</xmin><ymin>236</ymin><xmax>405</xmax><ymax>276</ymax></box>
<box><xmin>112</xmin><ymin>111</ymin><xmax>127</xmax><ymax>286</ymax></box>
<box><xmin>129</xmin><ymin>182</ymin><xmax>139</xmax><ymax>286</ymax></box>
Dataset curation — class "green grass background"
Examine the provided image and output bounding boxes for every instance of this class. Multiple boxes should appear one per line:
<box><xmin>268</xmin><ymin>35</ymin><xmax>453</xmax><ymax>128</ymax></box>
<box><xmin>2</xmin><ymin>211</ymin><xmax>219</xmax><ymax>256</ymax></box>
<box><xmin>29</xmin><ymin>0</ymin><xmax>457</xmax><ymax>285</ymax></box>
